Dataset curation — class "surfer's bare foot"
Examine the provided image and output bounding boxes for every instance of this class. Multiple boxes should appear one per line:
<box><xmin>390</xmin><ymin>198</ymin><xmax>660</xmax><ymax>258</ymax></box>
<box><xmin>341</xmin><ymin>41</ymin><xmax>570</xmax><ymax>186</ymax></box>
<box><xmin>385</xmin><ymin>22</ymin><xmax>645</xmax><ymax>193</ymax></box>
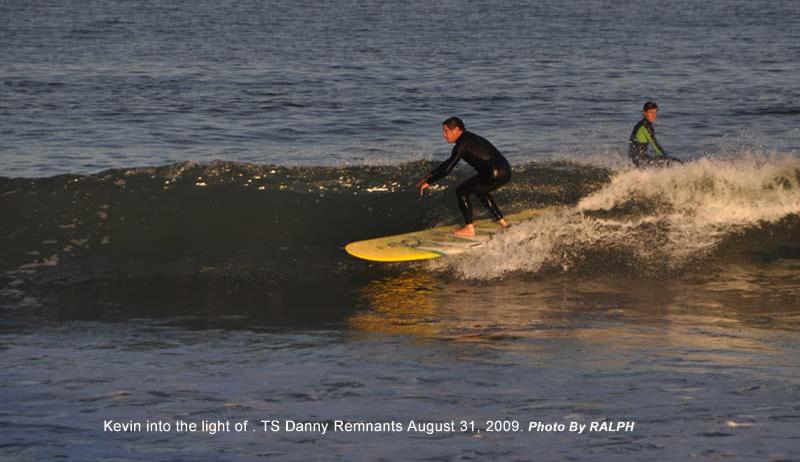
<box><xmin>452</xmin><ymin>224</ymin><xmax>475</xmax><ymax>237</ymax></box>
<box><xmin>496</xmin><ymin>218</ymin><xmax>510</xmax><ymax>228</ymax></box>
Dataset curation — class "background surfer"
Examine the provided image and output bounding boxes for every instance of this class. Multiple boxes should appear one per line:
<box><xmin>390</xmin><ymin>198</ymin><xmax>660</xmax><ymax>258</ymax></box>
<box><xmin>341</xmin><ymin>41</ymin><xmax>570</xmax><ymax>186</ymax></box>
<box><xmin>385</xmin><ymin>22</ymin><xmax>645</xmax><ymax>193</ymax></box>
<box><xmin>417</xmin><ymin>117</ymin><xmax>512</xmax><ymax>237</ymax></box>
<box><xmin>628</xmin><ymin>101</ymin><xmax>683</xmax><ymax>167</ymax></box>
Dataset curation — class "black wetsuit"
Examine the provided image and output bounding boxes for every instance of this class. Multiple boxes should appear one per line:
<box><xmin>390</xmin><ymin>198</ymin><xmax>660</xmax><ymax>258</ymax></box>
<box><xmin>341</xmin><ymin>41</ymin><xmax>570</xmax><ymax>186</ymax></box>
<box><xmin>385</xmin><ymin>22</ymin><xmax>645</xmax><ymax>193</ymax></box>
<box><xmin>628</xmin><ymin>119</ymin><xmax>682</xmax><ymax>167</ymax></box>
<box><xmin>427</xmin><ymin>131</ymin><xmax>511</xmax><ymax>225</ymax></box>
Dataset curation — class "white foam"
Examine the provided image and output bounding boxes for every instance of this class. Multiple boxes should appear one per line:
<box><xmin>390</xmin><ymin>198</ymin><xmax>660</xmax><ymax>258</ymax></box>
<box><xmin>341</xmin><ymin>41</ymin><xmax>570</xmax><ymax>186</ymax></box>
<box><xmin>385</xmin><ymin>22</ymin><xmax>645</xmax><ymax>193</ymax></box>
<box><xmin>437</xmin><ymin>152</ymin><xmax>800</xmax><ymax>279</ymax></box>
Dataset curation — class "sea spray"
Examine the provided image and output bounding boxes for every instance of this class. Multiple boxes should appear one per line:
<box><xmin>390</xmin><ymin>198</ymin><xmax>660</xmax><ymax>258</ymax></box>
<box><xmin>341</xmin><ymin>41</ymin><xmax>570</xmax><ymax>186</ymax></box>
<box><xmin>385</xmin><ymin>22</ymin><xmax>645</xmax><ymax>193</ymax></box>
<box><xmin>438</xmin><ymin>154</ymin><xmax>800</xmax><ymax>279</ymax></box>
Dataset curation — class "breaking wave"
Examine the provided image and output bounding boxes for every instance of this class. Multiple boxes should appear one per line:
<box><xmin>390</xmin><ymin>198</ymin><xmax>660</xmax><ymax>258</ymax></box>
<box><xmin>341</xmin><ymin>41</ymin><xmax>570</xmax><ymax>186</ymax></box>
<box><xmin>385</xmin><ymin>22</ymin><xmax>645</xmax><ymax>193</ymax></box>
<box><xmin>438</xmin><ymin>153</ymin><xmax>800</xmax><ymax>279</ymax></box>
<box><xmin>2</xmin><ymin>153</ymin><xmax>799</xmax><ymax>316</ymax></box>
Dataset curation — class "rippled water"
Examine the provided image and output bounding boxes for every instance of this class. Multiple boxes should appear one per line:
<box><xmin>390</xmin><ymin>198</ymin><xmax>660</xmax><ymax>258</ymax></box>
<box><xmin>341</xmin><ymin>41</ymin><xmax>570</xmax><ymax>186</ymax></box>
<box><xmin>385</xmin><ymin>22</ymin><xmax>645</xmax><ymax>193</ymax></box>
<box><xmin>2</xmin><ymin>0</ymin><xmax>799</xmax><ymax>177</ymax></box>
<box><xmin>3</xmin><ymin>269</ymin><xmax>800</xmax><ymax>460</ymax></box>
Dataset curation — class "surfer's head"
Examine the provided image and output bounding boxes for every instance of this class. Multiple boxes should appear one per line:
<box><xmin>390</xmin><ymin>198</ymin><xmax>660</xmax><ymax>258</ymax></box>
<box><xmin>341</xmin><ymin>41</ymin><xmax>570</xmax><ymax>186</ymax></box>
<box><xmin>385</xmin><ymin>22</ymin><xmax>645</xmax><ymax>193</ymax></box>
<box><xmin>442</xmin><ymin>117</ymin><xmax>465</xmax><ymax>143</ymax></box>
<box><xmin>642</xmin><ymin>101</ymin><xmax>659</xmax><ymax>123</ymax></box>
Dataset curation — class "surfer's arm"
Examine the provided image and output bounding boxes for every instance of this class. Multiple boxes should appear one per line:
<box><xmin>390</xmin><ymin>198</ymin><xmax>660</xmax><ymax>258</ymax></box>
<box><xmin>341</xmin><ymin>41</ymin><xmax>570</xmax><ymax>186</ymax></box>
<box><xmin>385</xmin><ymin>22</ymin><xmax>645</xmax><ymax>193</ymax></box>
<box><xmin>638</xmin><ymin>124</ymin><xmax>667</xmax><ymax>157</ymax></box>
<box><xmin>427</xmin><ymin>145</ymin><xmax>464</xmax><ymax>184</ymax></box>
<box><xmin>650</xmin><ymin>134</ymin><xmax>667</xmax><ymax>157</ymax></box>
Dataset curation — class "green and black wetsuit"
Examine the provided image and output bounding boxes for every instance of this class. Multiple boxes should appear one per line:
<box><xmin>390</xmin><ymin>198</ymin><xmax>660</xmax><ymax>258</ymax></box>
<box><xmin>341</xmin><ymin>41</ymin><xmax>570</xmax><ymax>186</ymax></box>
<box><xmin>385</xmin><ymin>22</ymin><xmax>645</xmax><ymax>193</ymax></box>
<box><xmin>427</xmin><ymin>131</ymin><xmax>511</xmax><ymax>225</ymax></box>
<box><xmin>628</xmin><ymin>119</ymin><xmax>679</xmax><ymax>167</ymax></box>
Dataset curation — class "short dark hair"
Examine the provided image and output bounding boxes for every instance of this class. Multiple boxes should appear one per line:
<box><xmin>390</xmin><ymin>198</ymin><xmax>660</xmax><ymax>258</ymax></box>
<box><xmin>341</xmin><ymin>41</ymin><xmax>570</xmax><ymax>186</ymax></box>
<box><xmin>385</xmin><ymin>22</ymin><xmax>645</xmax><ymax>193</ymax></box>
<box><xmin>643</xmin><ymin>101</ymin><xmax>659</xmax><ymax>111</ymax></box>
<box><xmin>443</xmin><ymin>117</ymin><xmax>465</xmax><ymax>131</ymax></box>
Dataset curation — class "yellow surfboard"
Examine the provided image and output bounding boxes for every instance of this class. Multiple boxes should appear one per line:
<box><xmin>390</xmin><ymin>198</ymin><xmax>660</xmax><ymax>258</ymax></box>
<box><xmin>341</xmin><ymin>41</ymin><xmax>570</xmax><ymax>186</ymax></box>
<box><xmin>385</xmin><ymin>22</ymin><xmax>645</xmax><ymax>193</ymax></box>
<box><xmin>345</xmin><ymin>208</ymin><xmax>548</xmax><ymax>262</ymax></box>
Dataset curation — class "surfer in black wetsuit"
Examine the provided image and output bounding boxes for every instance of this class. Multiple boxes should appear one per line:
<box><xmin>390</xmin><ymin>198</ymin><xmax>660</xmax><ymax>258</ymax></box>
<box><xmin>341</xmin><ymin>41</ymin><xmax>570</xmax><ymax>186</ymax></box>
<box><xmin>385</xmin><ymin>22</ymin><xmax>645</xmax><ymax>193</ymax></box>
<box><xmin>628</xmin><ymin>101</ymin><xmax>682</xmax><ymax>167</ymax></box>
<box><xmin>417</xmin><ymin>117</ymin><xmax>512</xmax><ymax>237</ymax></box>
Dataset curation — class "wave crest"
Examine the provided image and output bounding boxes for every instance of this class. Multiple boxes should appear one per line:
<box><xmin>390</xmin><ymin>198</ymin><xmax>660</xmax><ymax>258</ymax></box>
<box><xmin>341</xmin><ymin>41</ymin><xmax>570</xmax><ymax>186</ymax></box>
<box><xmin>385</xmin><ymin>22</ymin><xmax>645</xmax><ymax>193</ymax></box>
<box><xmin>439</xmin><ymin>154</ymin><xmax>800</xmax><ymax>279</ymax></box>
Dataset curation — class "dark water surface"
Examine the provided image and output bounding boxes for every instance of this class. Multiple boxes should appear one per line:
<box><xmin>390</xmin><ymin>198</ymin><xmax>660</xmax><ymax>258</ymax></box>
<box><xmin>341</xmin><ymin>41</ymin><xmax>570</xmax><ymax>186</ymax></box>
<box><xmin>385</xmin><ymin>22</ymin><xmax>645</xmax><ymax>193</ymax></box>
<box><xmin>2</xmin><ymin>0</ymin><xmax>800</xmax><ymax>460</ymax></box>
<box><xmin>2</xmin><ymin>271</ymin><xmax>799</xmax><ymax>461</ymax></box>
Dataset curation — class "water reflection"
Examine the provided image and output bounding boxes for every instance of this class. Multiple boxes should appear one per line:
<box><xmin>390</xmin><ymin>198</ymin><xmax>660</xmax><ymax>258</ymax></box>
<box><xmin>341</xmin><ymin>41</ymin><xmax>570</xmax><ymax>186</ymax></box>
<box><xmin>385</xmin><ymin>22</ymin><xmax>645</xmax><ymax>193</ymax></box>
<box><xmin>349</xmin><ymin>271</ymin><xmax>443</xmax><ymax>337</ymax></box>
<box><xmin>349</xmin><ymin>263</ymin><xmax>800</xmax><ymax>368</ymax></box>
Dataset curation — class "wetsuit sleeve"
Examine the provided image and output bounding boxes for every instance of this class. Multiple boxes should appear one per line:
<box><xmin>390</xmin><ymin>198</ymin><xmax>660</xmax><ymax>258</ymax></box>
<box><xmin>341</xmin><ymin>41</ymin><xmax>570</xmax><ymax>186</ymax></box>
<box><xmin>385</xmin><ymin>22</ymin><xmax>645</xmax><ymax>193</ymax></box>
<box><xmin>427</xmin><ymin>144</ymin><xmax>464</xmax><ymax>184</ymax></box>
<box><xmin>629</xmin><ymin>123</ymin><xmax>641</xmax><ymax>144</ymax></box>
<box><xmin>637</xmin><ymin>125</ymin><xmax>667</xmax><ymax>157</ymax></box>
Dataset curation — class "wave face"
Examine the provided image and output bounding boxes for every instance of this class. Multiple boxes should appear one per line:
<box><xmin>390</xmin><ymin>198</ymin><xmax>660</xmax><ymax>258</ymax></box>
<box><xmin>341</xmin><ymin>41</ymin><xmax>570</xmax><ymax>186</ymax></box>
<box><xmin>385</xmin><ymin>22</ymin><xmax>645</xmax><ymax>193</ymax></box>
<box><xmin>0</xmin><ymin>159</ymin><xmax>607</xmax><ymax>271</ymax></box>
<box><xmin>1</xmin><ymin>154</ymin><xmax>799</xmax><ymax>320</ymax></box>
<box><xmin>0</xmin><ymin>159</ymin><xmax>606</xmax><ymax>320</ymax></box>
<box><xmin>438</xmin><ymin>154</ymin><xmax>800</xmax><ymax>279</ymax></box>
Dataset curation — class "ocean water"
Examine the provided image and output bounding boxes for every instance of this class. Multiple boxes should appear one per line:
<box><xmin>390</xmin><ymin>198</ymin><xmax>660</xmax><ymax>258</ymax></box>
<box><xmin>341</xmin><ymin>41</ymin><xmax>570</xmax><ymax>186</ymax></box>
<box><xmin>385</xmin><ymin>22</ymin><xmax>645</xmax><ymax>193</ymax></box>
<box><xmin>2</xmin><ymin>0</ymin><xmax>800</xmax><ymax>461</ymax></box>
<box><xmin>3</xmin><ymin>0</ymin><xmax>800</xmax><ymax>177</ymax></box>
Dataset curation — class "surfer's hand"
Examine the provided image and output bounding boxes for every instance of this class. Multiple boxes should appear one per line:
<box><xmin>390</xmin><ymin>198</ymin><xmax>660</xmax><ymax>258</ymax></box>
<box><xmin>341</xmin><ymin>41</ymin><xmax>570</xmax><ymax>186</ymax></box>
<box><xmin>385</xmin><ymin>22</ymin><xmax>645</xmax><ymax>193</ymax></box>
<box><xmin>418</xmin><ymin>182</ymin><xmax>429</xmax><ymax>196</ymax></box>
<box><xmin>416</xmin><ymin>176</ymin><xmax>431</xmax><ymax>196</ymax></box>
